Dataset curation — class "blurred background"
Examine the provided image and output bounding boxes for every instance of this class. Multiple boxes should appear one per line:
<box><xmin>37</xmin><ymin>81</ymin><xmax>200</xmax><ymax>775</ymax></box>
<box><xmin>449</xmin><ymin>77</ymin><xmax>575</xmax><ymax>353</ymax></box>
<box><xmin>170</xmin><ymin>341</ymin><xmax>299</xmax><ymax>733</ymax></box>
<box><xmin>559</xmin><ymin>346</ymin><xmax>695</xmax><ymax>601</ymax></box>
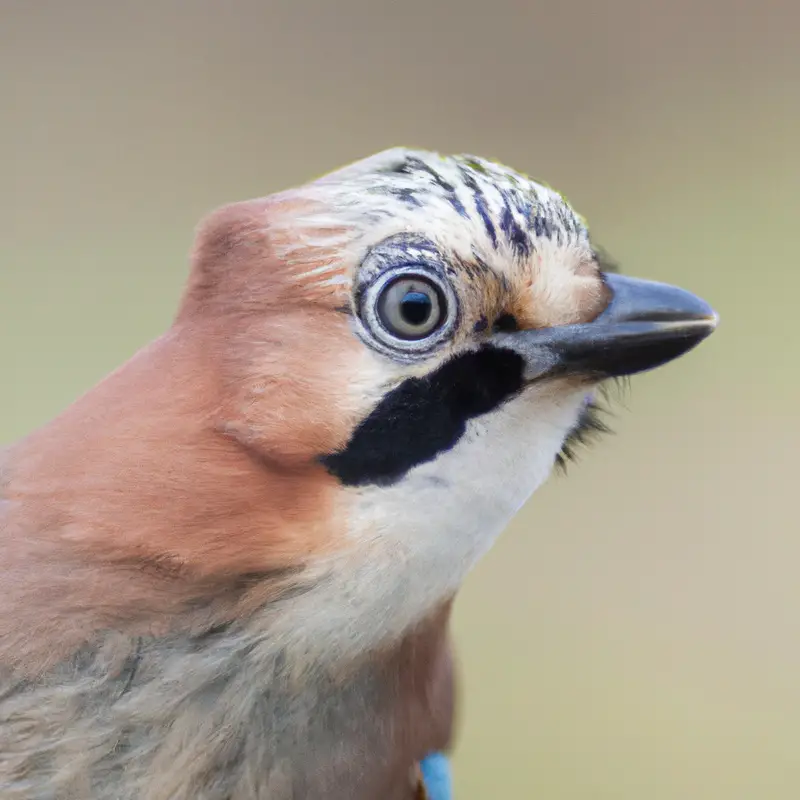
<box><xmin>2</xmin><ymin>1</ymin><xmax>798</xmax><ymax>796</ymax></box>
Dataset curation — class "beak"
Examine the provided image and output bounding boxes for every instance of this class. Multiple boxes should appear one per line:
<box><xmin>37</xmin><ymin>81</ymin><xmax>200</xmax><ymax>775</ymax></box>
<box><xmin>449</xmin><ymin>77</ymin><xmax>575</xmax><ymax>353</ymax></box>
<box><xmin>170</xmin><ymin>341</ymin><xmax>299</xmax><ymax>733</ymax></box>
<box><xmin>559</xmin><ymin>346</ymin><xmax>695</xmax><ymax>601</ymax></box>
<box><xmin>492</xmin><ymin>273</ymin><xmax>719</xmax><ymax>381</ymax></box>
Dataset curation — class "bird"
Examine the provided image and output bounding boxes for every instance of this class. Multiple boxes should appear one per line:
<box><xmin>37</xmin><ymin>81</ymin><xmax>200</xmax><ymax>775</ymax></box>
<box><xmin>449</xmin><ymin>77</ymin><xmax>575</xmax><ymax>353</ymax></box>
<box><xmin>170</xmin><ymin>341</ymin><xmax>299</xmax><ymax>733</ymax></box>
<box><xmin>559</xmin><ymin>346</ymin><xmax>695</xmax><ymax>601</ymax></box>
<box><xmin>0</xmin><ymin>148</ymin><xmax>717</xmax><ymax>799</ymax></box>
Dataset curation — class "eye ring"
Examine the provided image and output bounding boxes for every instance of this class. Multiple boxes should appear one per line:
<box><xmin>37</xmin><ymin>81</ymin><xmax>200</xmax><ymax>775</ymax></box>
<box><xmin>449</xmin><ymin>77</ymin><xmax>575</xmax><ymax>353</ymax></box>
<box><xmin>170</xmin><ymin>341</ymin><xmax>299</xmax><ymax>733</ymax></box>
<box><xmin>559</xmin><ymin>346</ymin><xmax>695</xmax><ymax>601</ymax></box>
<box><xmin>357</xmin><ymin>264</ymin><xmax>458</xmax><ymax>359</ymax></box>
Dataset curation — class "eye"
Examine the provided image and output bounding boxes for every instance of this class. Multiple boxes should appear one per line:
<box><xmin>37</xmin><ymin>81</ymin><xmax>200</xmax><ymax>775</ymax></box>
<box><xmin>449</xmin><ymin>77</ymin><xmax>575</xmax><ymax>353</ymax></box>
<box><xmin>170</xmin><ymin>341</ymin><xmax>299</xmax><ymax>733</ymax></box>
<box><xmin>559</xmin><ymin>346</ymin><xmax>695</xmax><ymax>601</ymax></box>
<box><xmin>376</xmin><ymin>275</ymin><xmax>444</xmax><ymax>340</ymax></box>
<box><xmin>356</xmin><ymin>242</ymin><xmax>458</xmax><ymax>361</ymax></box>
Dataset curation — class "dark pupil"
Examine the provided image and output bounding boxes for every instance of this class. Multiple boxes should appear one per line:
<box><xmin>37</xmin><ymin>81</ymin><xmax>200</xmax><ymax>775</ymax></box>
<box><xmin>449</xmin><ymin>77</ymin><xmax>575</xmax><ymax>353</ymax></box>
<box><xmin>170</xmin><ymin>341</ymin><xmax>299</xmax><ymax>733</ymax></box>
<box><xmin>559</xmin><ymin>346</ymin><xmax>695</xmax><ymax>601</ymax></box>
<box><xmin>400</xmin><ymin>291</ymin><xmax>432</xmax><ymax>326</ymax></box>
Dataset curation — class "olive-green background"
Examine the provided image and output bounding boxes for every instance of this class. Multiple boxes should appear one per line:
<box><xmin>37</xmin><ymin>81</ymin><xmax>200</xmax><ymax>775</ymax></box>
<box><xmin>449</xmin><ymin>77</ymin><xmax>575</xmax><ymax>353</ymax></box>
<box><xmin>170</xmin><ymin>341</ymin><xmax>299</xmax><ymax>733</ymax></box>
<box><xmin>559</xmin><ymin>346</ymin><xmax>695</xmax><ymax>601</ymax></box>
<box><xmin>2</xmin><ymin>2</ymin><xmax>798</xmax><ymax>797</ymax></box>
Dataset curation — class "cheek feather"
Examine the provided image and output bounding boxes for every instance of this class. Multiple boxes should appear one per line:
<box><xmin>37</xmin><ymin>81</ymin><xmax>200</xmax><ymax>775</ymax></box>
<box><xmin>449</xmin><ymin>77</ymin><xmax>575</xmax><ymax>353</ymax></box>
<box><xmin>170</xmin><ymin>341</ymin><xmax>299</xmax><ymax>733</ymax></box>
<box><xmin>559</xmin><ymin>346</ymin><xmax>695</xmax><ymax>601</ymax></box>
<box><xmin>320</xmin><ymin>346</ymin><xmax>526</xmax><ymax>487</ymax></box>
<box><xmin>218</xmin><ymin>308</ymin><xmax>366</xmax><ymax>466</ymax></box>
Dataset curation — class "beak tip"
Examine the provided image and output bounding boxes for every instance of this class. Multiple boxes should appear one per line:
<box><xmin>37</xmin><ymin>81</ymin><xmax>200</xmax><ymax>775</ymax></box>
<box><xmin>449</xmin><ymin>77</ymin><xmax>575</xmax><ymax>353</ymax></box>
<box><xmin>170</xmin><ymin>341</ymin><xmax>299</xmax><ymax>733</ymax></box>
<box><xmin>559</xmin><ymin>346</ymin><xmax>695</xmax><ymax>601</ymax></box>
<box><xmin>688</xmin><ymin>293</ymin><xmax>719</xmax><ymax>330</ymax></box>
<box><xmin>687</xmin><ymin>301</ymin><xmax>719</xmax><ymax>340</ymax></box>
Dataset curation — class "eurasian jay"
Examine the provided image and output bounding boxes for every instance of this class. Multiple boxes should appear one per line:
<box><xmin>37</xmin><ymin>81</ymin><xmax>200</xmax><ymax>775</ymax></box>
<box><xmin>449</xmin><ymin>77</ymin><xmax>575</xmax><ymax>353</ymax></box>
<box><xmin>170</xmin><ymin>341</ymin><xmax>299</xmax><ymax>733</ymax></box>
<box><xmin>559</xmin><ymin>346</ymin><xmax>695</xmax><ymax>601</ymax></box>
<box><xmin>0</xmin><ymin>149</ymin><xmax>717</xmax><ymax>799</ymax></box>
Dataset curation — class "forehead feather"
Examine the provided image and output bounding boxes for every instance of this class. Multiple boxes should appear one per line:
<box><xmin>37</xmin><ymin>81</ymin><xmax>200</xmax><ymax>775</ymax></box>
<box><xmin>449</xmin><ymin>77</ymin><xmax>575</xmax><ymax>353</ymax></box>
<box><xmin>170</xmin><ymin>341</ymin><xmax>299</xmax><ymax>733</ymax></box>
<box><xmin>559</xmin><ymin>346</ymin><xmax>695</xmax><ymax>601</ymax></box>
<box><xmin>279</xmin><ymin>149</ymin><xmax>593</xmax><ymax>287</ymax></box>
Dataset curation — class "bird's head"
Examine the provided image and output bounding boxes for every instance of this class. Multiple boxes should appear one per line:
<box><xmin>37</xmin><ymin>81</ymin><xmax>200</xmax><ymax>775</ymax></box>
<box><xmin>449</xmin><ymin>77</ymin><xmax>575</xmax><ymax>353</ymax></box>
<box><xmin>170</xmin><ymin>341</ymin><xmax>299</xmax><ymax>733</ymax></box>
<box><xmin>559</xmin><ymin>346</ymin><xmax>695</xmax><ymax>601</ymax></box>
<box><xmin>168</xmin><ymin>148</ymin><xmax>717</xmax><ymax>646</ymax></box>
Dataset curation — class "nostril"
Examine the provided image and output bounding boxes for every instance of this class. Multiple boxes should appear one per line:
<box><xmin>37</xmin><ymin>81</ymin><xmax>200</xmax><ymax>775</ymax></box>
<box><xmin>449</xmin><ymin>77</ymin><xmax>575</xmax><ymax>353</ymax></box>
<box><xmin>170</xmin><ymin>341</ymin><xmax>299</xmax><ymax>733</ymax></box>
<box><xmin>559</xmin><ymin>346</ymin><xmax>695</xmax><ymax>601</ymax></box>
<box><xmin>492</xmin><ymin>313</ymin><xmax>519</xmax><ymax>333</ymax></box>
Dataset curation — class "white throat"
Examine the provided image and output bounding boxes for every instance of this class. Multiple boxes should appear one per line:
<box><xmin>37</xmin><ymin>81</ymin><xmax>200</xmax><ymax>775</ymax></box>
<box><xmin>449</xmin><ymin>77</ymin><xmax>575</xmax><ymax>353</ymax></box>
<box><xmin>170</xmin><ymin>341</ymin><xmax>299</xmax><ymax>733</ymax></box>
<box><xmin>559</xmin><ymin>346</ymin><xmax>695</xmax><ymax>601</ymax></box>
<box><xmin>294</xmin><ymin>384</ymin><xmax>589</xmax><ymax>656</ymax></box>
